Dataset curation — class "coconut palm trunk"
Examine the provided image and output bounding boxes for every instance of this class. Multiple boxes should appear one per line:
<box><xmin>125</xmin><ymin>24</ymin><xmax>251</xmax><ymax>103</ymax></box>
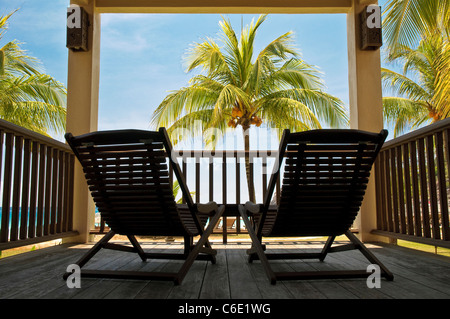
<box><xmin>151</xmin><ymin>15</ymin><xmax>348</xmax><ymax>204</ymax></box>
<box><xmin>242</xmin><ymin>125</ymin><xmax>256</xmax><ymax>202</ymax></box>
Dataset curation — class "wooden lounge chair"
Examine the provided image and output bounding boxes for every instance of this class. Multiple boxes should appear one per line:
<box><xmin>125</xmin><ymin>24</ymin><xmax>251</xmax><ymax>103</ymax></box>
<box><xmin>64</xmin><ymin>128</ymin><xmax>224</xmax><ymax>285</ymax></box>
<box><xmin>239</xmin><ymin>128</ymin><xmax>394</xmax><ymax>284</ymax></box>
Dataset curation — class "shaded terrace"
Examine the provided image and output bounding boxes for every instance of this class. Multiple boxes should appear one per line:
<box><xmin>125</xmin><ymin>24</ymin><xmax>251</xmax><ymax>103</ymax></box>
<box><xmin>0</xmin><ymin>0</ymin><xmax>449</xmax><ymax>300</ymax></box>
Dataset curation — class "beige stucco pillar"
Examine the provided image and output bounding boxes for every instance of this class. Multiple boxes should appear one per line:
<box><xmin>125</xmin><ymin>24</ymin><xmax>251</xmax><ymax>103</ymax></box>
<box><xmin>64</xmin><ymin>0</ymin><xmax>101</xmax><ymax>243</ymax></box>
<box><xmin>347</xmin><ymin>0</ymin><xmax>388</xmax><ymax>242</ymax></box>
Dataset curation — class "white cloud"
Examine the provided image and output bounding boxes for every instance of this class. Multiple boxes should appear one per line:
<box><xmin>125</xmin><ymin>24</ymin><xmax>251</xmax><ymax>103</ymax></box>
<box><xmin>101</xmin><ymin>28</ymin><xmax>150</xmax><ymax>53</ymax></box>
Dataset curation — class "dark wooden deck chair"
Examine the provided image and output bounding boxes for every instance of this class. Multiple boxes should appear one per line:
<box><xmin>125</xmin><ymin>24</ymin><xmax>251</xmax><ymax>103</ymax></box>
<box><xmin>64</xmin><ymin>128</ymin><xmax>224</xmax><ymax>285</ymax></box>
<box><xmin>239</xmin><ymin>128</ymin><xmax>394</xmax><ymax>284</ymax></box>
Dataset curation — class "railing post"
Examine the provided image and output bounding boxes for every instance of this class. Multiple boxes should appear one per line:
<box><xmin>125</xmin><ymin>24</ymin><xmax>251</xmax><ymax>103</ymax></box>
<box><xmin>347</xmin><ymin>0</ymin><xmax>388</xmax><ymax>242</ymax></box>
<box><xmin>374</xmin><ymin>118</ymin><xmax>450</xmax><ymax>248</ymax></box>
<box><xmin>64</xmin><ymin>0</ymin><xmax>101</xmax><ymax>243</ymax></box>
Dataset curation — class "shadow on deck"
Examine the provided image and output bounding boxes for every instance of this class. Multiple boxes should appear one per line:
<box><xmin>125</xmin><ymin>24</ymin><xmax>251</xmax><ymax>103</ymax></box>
<box><xmin>1</xmin><ymin>238</ymin><xmax>449</xmax><ymax>300</ymax></box>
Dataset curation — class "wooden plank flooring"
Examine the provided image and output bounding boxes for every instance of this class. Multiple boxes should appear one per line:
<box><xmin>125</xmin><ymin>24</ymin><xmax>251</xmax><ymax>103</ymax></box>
<box><xmin>1</xmin><ymin>239</ymin><xmax>450</xmax><ymax>299</ymax></box>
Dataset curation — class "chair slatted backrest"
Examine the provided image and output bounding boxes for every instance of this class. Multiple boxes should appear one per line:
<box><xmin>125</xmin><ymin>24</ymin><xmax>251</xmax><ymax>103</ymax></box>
<box><xmin>65</xmin><ymin>129</ymin><xmax>199</xmax><ymax>237</ymax></box>
<box><xmin>259</xmin><ymin>129</ymin><xmax>388</xmax><ymax>237</ymax></box>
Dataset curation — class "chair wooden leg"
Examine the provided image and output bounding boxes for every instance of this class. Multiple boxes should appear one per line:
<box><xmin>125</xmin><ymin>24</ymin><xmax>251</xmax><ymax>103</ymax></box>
<box><xmin>236</xmin><ymin>206</ymin><xmax>394</xmax><ymax>284</ymax></box>
<box><xmin>319</xmin><ymin>236</ymin><xmax>336</xmax><ymax>261</ymax></box>
<box><xmin>63</xmin><ymin>208</ymin><xmax>227</xmax><ymax>285</ymax></box>
<box><xmin>345</xmin><ymin>230</ymin><xmax>394</xmax><ymax>281</ymax></box>
<box><xmin>184</xmin><ymin>235</ymin><xmax>193</xmax><ymax>254</ymax></box>
<box><xmin>239</xmin><ymin>206</ymin><xmax>276</xmax><ymax>285</ymax></box>
<box><xmin>63</xmin><ymin>230</ymin><xmax>116</xmax><ymax>280</ymax></box>
<box><xmin>184</xmin><ymin>235</ymin><xmax>216</xmax><ymax>264</ymax></box>
<box><xmin>127</xmin><ymin>235</ymin><xmax>147</xmax><ymax>262</ymax></box>
<box><xmin>175</xmin><ymin>205</ymin><xmax>225</xmax><ymax>285</ymax></box>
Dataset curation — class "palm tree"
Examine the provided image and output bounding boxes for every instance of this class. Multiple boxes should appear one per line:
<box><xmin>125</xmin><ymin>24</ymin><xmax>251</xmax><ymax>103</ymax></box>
<box><xmin>0</xmin><ymin>10</ymin><xmax>66</xmax><ymax>136</ymax></box>
<box><xmin>383</xmin><ymin>0</ymin><xmax>450</xmax><ymax>123</ymax></box>
<box><xmin>381</xmin><ymin>32</ymin><xmax>449</xmax><ymax>137</ymax></box>
<box><xmin>382</xmin><ymin>0</ymin><xmax>450</xmax><ymax>55</ymax></box>
<box><xmin>151</xmin><ymin>15</ymin><xmax>348</xmax><ymax>202</ymax></box>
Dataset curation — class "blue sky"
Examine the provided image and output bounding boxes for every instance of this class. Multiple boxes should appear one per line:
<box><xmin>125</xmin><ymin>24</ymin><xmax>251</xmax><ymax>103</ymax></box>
<box><xmin>1</xmin><ymin>0</ymin><xmax>394</xmax><ymax>202</ymax></box>
<box><xmin>1</xmin><ymin>0</ymin><xmax>391</xmax><ymax>143</ymax></box>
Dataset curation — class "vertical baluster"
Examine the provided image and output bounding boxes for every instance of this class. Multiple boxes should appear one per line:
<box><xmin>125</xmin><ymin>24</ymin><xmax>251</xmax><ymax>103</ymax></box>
<box><xmin>390</xmin><ymin>148</ymin><xmax>400</xmax><ymax>233</ymax></box>
<box><xmin>28</xmin><ymin>141</ymin><xmax>39</xmax><ymax>238</ymax></box>
<box><xmin>209</xmin><ymin>155</ymin><xmax>213</xmax><ymax>202</ymax></box>
<box><xmin>436</xmin><ymin>131</ymin><xmax>450</xmax><ymax>241</ymax></box>
<box><xmin>57</xmin><ymin>150</ymin><xmax>65</xmax><ymax>234</ymax></box>
<box><xmin>182</xmin><ymin>154</ymin><xmax>187</xmax><ymax>204</ymax></box>
<box><xmin>379</xmin><ymin>152</ymin><xmax>388</xmax><ymax>231</ymax></box>
<box><xmin>50</xmin><ymin>148</ymin><xmax>58</xmax><ymax>234</ymax></box>
<box><xmin>223</xmin><ymin>152</ymin><xmax>227</xmax><ymax>205</ymax></box>
<box><xmin>235</xmin><ymin>152</ymin><xmax>240</xmax><ymax>204</ymax></box>
<box><xmin>36</xmin><ymin>144</ymin><xmax>46</xmax><ymax>237</ymax></box>
<box><xmin>11</xmin><ymin>136</ymin><xmax>23</xmax><ymax>241</ymax></box>
<box><xmin>426</xmin><ymin>135</ymin><xmax>440</xmax><ymax>239</ymax></box>
<box><xmin>262</xmin><ymin>154</ymin><xmax>267</xmax><ymax>203</ymax></box>
<box><xmin>195</xmin><ymin>154</ymin><xmax>200</xmax><ymax>203</ymax></box>
<box><xmin>443</xmin><ymin>129</ymin><xmax>450</xmax><ymax>241</ymax></box>
<box><xmin>384</xmin><ymin>148</ymin><xmax>394</xmax><ymax>232</ymax></box>
<box><xmin>417</xmin><ymin>138</ymin><xmax>431</xmax><ymax>238</ymax></box>
<box><xmin>0</xmin><ymin>132</ymin><xmax>3</xmax><ymax>238</ymax></box>
<box><xmin>396</xmin><ymin>145</ymin><xmax>406</xmax><ymax>234</ymax></box>
<box><xmin>20</xmin><ymin>139</ymin><xmax>31</xmax><ymax>240</ymax></box>
<box><xmin>402</xmin><ymin>143</ymin><xmax>414</xmax><ymax>235</ymax></box>
<box><xmin>223</xmin><ymin>152</ymin><xmax>231</xmax><ymax>236</ymax></box>
<box><xmin>67</xmin><ymin>154</ymin><xmax>75</xmax><ymax>231</ymax></box>
<box><xmin>276</xmin><ymin>151</ymin><xmax>281</xmax><ymax>205</ymax></box>
<box><xmin>250</xmin><ymin>151</ymin><xmax>254</xmax><ymax>202</ymax></box>
<box><xmin>43</xmin><ymin>146</ymin><xmax>52</xmax><ymax>235</ymax></box>
<box><xmin>409</xmin><ymin>141</ymin><xmax>421</xmax><ymax>236</ymax></box>
<box><xmin>62</xmin><ymin>152</ymin><xmax>70</xmax><ymax>233</ymax></box>
<box><xmin>1</xmin><ymin>133</ymin><xmax>13</xmax><ymax>243</ymax></box>
<box><xmin>375</xmin><ymin>153</ymin><xmax>385</xmax><ymax>230</ymax></box>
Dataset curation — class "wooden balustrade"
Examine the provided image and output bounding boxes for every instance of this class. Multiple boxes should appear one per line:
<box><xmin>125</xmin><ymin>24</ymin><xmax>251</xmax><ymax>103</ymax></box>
<box><xmin>374</xmin><ymin>118</ymin><xmax>450</xmax><ymax>248</ymax></box>
<box><xmin>94</xmin><ymin>149</ymin><xmax>282</xmax><ymax>237</ymax></box>
<box><xmin>3</xmin><ymin>115</ymin><xmax>447</xmax><ymax>249</ymax></box>
<box><xmin>0</xmin><ymin>119</ymin><xmax>77</xmax><ymax>250</ymax></box>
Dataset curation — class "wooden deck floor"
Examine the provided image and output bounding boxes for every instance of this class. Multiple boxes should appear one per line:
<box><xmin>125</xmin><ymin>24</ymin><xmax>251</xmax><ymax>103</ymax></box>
<box><xmin>1</xmin><ymin>238</ymin><xmax>450</xmax><ymax>300</ymax></box>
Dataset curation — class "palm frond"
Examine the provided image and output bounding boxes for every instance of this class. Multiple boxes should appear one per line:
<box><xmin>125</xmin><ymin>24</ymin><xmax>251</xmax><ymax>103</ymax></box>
<box><xmin>0</xmin><ymin>9</ymin><xmax>67</xmax><ymax>136</ymax></box>
<box><xmin>257</xmin><ymin>88</ymin><xmax>348</xmax><ymax>129</ymax></box>
<box><xmin>382</xmin><ymin>0</ymin><xmax>450</xmax><ymax>54</ymax></box>
<box><xmin>382</xmin><ymin>96</ymin><xmax>430</xmax><ymax>137</ymax></box>
<box><xmin>381</xmin><ymin>68</ymin><xmax>430</xmax><ymax>101</ymax></box>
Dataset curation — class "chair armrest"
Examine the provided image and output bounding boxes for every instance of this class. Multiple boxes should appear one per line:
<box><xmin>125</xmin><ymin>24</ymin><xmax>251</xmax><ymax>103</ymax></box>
<box><xmin>244</xmin><ymin>201</ymin><xmax>262</xmax><ymax>214</ymax></box>
<box><xmin>196</xmin><ymin>201</ymin><xmax>222</xmax><ymax>216</ymax></box>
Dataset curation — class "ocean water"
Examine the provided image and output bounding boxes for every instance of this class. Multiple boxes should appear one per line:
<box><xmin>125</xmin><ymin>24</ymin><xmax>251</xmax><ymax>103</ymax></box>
<box><xmin>0</xmin><ymin>207</ymin><xmax>35</xmax><ymax>229</ymax></box>
<box><xmin>0</xmin><ymin>207</ymin><xmax>102</xmax><ymax>230</ymax></box>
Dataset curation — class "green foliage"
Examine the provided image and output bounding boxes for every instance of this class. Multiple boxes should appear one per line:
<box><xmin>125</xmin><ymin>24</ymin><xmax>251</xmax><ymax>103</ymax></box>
<box><xmin>382</xmin><ymin>0</ymin><xmax>450</xmax><ymax>136</ymax></box>
<box><xmin>152</xmin><ymin>15</ymin><xmax>348</xmax><ymax>201</ymax></box>
<box><xmin>151</xmin><ymin>15</ymin><xmax>348</xmax><ymax>144</ymax></box>
<box><xmin>382</xmin><ymin>0</ymin><xmax>450</xmax><ymax>55</ymax></box>
<box><xmin>0</xmin><ymin>9</ymin><xmax>66</xmax><ymax>136</ymax></box>
<box><xmin>172</xmin><ymin>180</ymin><xmax>195</xmax><ymax>204</ymax></box>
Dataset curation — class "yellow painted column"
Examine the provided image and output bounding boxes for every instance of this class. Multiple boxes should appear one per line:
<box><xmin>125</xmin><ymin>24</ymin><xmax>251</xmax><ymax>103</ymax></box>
<box><xmin>347</xmin><ymin>0</ymin><xmax>388</xmax><ymax>242</ymax></box>
<box><xmin>65</xmin><ymin>0</ymin><xmax>101</xmax><ymax>243</ymax></box>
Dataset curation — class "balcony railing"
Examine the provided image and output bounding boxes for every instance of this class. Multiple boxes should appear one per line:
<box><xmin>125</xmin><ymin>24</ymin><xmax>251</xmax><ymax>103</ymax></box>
<box><xmin>94</xmin><ymin>149</ymin><xmax>282</xmax><ymax>237</ymax></box>
<box><xmin>0</xmin><ymin>119</ymin><xmax>77</xmax><ymax>250</ymax></box>
<box><xmin>374</xmin><ymin>118</ymin><xmax>450</xmax><ymax>248</ymax></box>
<box><xmin>2</xmin><ymin>116</ymin><xmax>449</xmax><ymax>251</ymax></box>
